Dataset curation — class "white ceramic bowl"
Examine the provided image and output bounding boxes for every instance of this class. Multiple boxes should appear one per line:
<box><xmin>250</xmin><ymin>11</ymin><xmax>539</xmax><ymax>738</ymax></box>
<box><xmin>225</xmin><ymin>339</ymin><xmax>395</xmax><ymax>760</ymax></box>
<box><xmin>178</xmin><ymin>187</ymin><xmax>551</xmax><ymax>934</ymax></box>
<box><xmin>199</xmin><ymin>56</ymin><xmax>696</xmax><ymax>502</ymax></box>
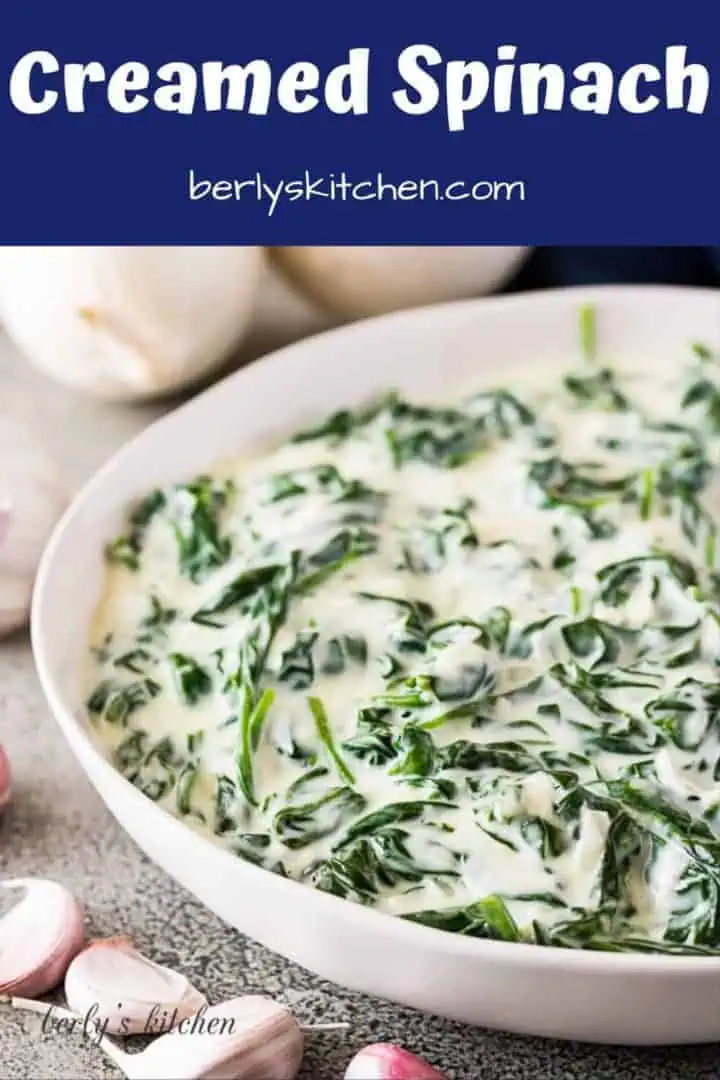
<box><xmin>32</xmin><ymin>285</ymin><xmax>720</xmax><ymax>1046</ymax></box>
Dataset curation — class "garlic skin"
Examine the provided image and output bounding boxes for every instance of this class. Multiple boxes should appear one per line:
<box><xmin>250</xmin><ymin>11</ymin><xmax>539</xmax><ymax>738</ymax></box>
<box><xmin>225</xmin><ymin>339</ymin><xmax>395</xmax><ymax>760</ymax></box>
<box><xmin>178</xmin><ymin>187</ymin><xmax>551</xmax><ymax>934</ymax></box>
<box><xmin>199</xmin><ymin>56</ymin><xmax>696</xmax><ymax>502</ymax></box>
<box><xmin>345</xmin><ymin>1044</ymin><xmax>447</xmax><ymax>1080</ymax></box>
<box><xmin>0</xmin><ymin>417</ymin><xmax>67</xmax><ymax>635</ymax></box>
<box><xmin>0</xmin><ymin>878</ymin><xmax>84</xmax><ymax>997</ymax></box>
<box><xmin>135</xmin><ymin>995</ymin><xmax>304</xmax><ymax>1080</ymax></box>
<box><xmin>0</xmin><ymin>247</ymin><xmax>262</xmax><ymax>401</ymax></box>
<box><xmin>64</xmin><ymin>937</ymin><xmax>207</xmax><ymax>1036</ymax></box>
<box><xmin>0</xmin><ymin>742</ymin><xmax>10</xmax><ymax>811</ymax></box>
<box><xmin>271</xmin><ymin>246</ymin><xmax>529</xmax><ymax>319</ymax></box>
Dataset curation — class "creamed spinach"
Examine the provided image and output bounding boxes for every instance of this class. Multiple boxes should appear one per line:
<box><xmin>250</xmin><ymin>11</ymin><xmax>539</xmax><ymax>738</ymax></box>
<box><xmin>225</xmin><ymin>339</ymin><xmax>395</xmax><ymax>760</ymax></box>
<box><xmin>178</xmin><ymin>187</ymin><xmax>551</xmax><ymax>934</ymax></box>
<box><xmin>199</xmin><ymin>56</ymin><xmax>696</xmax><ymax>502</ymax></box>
<box><xmin>86</xmin><ymin>312</ymin><xmax>720</xmax><ymax>954</ymax></box>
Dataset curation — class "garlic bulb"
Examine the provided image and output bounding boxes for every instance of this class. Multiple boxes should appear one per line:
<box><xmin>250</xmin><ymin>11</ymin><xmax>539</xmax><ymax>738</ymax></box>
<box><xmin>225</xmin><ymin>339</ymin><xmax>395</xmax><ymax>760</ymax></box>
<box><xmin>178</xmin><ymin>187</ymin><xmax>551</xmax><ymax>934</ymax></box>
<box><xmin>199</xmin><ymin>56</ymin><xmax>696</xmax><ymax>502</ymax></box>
<box><xmin>64</xmin><ymin>937</ymin><xmax>207</xmax><ymax>1036</ymax></box>
<box><xmin>0</xmin><ymin>878</ymin><xmax>84</xmax><ymax>996</ymax></box>
<box><xmin>271</xmin><ymin>246</ymin><xmax>529</xmax><ymax>318</ymax></box>
<box><xmin>345</xmin><ymin>1043</ymin><xmax>447</xmax><ymax>1080</ymax></box>
<box><xmin>0</xmin><ymin>246</ymin><xmax>262</xmax><ymax>401</ymax></box>
<box><xmin>134</xmin><ymin>995</ymin><xmax>304</xmax><ymax>1080</ymax></box>
<box><xmin>0</xmin><ymin>742</ymin><xmax>10</xmax><ymax>811</ymax></box>
<box><xmin>0</xmin><ymin>417</ymin><xmax>67</xmax><ymax>635</ymax></box>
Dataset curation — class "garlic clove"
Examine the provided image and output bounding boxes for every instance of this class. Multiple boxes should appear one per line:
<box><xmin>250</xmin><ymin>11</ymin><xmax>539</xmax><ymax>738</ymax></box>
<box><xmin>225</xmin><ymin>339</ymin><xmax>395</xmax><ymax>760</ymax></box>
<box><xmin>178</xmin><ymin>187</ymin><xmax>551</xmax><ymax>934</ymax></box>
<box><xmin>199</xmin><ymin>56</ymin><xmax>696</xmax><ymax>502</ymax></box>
<box><xmin>0</xmin><ymin>416</ymin><xmax>67</xmax><ymax>636</ymax></box>
<box><xmin>0</xmin><ymin>878</ymin><xmax>84</xmax><ymax>997</ymax></box>
<box><xmin>135</xmin><ymin>995</ymin><xmax>304</xmax><ymax>1080</ymax></box>
<box><xmin>0</xmin><ymin>742</ymin><xmax>11</xmax><ymax>811</ymax></box>
<box><xmin>345</xmin><ymin>1044</ymin><xmax>447</xmax><ymax>1080</ymax></box>
<box><xmin>64</xmin><ymin>937</ymin><xmax>207</xmax><ymax>1036</ymax></box>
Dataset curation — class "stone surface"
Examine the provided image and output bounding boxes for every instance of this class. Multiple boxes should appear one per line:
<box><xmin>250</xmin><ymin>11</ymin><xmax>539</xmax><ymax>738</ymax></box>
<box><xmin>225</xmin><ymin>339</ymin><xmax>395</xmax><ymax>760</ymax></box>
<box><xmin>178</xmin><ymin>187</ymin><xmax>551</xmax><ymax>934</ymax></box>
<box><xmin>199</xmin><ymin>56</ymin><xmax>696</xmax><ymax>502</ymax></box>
<box><xmin>2</xmin><ymin>289</ymin><xmax>720</xmax><ymax>1079</ymax></box>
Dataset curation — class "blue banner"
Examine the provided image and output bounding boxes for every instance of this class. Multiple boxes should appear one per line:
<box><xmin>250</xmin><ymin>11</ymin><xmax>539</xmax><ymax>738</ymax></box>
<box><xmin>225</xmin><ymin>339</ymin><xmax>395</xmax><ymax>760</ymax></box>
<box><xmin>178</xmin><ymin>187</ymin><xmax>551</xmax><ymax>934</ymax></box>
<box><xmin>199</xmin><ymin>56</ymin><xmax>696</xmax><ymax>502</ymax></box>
<box><xmin>0</xmin><ymin>0</ymin><xmax>716</xmax><ymax>243</ymax></box>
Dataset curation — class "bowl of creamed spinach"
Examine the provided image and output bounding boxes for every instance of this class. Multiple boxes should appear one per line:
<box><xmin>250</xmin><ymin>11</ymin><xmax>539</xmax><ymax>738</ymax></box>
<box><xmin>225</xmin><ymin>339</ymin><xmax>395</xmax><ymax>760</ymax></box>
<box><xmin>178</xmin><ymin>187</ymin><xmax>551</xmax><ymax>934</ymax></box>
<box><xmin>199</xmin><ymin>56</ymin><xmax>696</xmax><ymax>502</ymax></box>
<box><xmin>81</xmin><ymin>300</ymin><xmax>720</xmax><ymax>963</ymax></box>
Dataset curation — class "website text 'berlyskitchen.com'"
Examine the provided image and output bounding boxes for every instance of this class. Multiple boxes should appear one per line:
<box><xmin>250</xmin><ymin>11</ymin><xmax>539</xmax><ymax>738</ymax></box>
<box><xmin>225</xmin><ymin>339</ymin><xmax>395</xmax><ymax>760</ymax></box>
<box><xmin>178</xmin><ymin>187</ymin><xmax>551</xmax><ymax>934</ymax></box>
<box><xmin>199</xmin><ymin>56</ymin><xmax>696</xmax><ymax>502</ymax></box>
<box><xmin>187</xmin><ymin>169</ymin><xmax>526</xmax><ymax>216</ymax></box>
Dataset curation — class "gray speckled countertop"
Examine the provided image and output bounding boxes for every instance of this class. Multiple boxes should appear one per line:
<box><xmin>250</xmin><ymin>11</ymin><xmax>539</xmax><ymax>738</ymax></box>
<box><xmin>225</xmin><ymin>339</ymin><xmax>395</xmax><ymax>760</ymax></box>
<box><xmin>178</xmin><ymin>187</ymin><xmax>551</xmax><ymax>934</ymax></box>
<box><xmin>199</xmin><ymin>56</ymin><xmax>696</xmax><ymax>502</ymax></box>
<box><xmin>2</xmin><ymin>277</ymin><xmax>720</xmax><ymax>1079</ymax></box>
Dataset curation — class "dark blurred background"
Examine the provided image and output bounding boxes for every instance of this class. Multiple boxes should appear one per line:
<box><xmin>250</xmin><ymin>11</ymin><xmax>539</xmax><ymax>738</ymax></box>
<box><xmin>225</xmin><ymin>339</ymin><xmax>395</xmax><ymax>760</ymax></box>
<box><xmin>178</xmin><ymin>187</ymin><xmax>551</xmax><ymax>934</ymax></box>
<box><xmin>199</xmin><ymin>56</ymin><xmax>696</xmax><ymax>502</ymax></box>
<box><xmin>506</xmin><ymin>247</ymin><xmax>720</xmax><ymax>291</ymax></box>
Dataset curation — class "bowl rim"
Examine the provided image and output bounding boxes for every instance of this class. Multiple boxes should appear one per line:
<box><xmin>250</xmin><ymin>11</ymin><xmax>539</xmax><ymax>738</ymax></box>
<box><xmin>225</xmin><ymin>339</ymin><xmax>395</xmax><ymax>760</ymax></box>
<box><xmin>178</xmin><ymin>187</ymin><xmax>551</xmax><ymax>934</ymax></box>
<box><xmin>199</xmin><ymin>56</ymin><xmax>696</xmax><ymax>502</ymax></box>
<box><xmin>31</xmin><ymin>282</ymin><xmax>720</xmax><ymax>976</ymax></box>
